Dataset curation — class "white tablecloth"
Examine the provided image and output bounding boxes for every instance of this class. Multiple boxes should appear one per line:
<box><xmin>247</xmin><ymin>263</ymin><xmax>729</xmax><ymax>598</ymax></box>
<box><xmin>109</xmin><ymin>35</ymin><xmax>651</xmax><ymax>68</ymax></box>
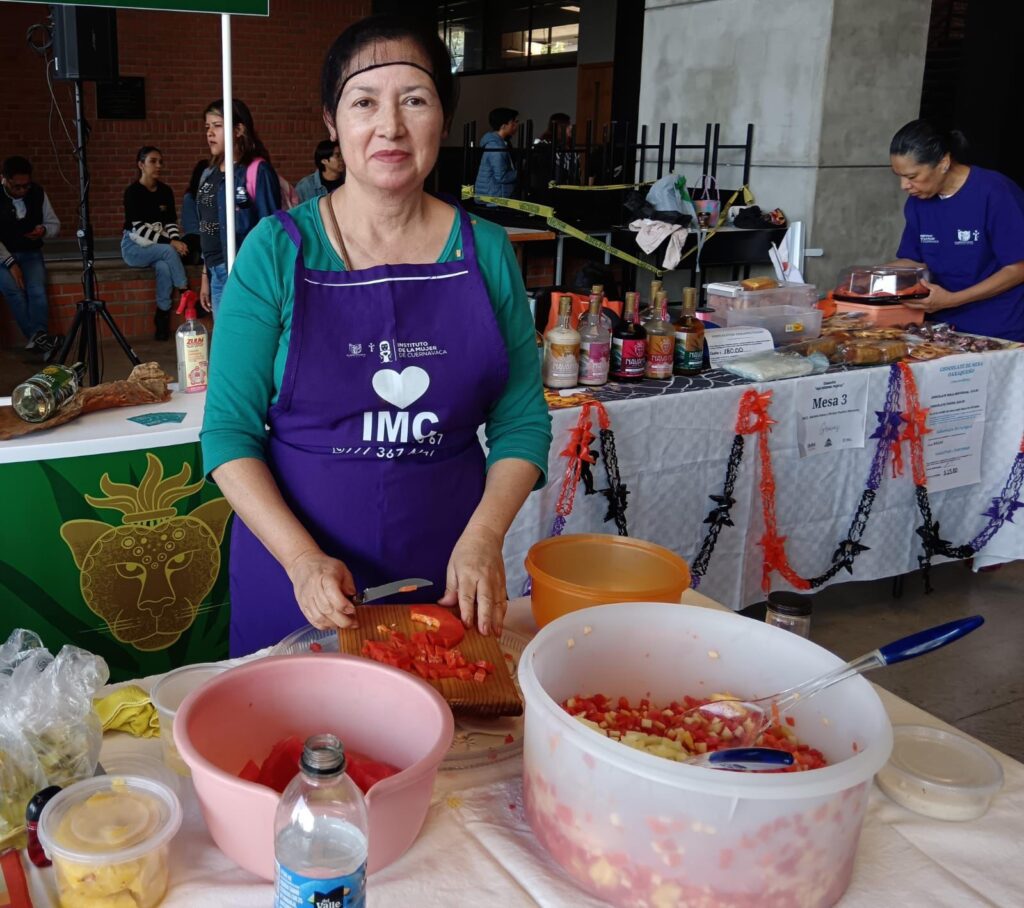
<box><xmin>503</xmin><ymin>349</ymin><xmax>1024</xmax><ymax>609</ymax></box>
<box><xmin>23</xmin><ymin>594</ymin><xmax>1024</xmax><ymax>907</ymax></box>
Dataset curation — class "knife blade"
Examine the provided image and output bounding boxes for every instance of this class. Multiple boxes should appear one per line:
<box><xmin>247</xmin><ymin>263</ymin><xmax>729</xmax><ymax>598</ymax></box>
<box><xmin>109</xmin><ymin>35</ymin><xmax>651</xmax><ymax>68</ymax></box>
<box><xmin>352</xmin><ymin>577</ymin><xmax>432</xmax><ymax>605</ymax></box>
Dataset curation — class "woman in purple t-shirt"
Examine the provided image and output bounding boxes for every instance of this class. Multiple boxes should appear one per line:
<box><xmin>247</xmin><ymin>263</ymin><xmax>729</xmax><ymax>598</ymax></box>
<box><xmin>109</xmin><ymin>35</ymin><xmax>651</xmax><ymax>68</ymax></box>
<box><xmin>890</xmin><ymin>119</ymin><xmax>1024</xmax><ymax>341</ymax></box>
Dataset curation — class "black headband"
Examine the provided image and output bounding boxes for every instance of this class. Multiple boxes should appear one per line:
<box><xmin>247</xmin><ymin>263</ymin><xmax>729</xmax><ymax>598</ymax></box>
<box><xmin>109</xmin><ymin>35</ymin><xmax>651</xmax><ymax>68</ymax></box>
<box><xmin>334</xmin><ymin>61</ymin><xmax>436</xmax><ymax>109</ymax></box>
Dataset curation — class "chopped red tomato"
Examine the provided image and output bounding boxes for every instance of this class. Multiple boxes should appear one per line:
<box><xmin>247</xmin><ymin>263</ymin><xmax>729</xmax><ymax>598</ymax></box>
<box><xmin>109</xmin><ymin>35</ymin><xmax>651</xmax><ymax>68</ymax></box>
<box><xmin>410</xmin><ymin>606</ymin><xmax>465</xmax><ymax>647</ymax></box>
<box><xmin>238</xmin><ymin>738</ymin><xmax>401</xmax><ymax>795</ymax></box>
<box><xmin>360</xmin><ymin>628</ymin><xmax>495</xmax><ymax>683</ymax></box>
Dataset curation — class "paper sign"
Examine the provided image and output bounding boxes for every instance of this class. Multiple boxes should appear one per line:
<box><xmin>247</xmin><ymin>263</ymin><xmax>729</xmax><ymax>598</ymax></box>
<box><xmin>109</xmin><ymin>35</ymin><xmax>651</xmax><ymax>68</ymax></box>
<box><xmin>705</xmin><ymin>327</ymin><xmax>775</xmax><ymax>367</ymax></box>
<box><xmin>127</xmin><ymin>412</ymin><xmax>187</xmax><ymax>426</ymax></box>
<box><xmin>795</xmin><ymin>372</ymin><xmax>870</xmax><ymax>457</ymax></box>
<box><xmin>921</xmin><ymin>357</ymin><xmax>989</xmax><ymax>492</ymax></box>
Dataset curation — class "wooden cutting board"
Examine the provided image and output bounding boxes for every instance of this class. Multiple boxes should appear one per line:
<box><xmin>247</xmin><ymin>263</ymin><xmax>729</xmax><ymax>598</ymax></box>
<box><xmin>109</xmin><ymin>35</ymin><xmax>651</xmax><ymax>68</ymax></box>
<box><xmin>337</xmin><ymin>605</ymin><xmax>523</xmax><ymax>718</ymax></box>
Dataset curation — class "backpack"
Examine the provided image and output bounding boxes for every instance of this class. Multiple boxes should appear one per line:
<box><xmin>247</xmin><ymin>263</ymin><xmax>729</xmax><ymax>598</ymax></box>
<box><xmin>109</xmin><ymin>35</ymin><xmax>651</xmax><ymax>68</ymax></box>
<box><xmin>246</xmin><ymin>157</ymin><xmax>299</xmax><ymax>211</ymax></box>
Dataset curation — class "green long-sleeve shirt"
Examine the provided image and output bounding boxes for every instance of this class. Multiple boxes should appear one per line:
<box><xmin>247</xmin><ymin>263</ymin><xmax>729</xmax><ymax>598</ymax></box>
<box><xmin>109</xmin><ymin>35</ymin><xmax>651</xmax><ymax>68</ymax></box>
<box><xmin>200</xmin><ymin>199</ymin><xmax>551</xmax><ymax>485</ymax></box>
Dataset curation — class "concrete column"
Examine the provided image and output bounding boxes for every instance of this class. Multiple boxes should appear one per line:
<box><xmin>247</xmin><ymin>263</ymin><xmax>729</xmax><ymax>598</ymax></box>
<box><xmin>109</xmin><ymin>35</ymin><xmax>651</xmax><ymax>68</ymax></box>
<box><xmin>638</xmin><ymin>0</ymin><xmax>930</xmax><ymax>285</ymax></box>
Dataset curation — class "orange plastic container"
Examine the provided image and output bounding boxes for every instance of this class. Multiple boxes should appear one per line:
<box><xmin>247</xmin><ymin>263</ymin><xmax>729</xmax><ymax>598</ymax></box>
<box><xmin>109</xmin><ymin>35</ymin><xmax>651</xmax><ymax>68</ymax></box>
<box><xmin>525</xmin><ymin>533</ymin><xmax>690</xmax><ymax>627</ymax></box>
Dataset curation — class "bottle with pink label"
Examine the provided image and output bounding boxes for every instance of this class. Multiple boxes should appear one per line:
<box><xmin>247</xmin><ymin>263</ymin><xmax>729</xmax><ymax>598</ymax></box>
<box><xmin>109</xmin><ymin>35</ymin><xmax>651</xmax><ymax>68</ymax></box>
<box><xmin>610</xmin><ymin>291</ymin><xmax>646</xmax><ymax>382</ymax></box>
<box><xmin>578</xmin><ymin>292</ymin><xmax>611</xmax><ymax>386</ymax></box>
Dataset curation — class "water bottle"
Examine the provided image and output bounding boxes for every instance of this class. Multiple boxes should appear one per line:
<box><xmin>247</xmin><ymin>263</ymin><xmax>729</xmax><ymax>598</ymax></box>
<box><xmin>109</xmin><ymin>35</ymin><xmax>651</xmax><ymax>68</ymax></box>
<box><xmin>274</xmin><ymin>734</ymin><xmax>369</xmax><ymax>908</ymax></box>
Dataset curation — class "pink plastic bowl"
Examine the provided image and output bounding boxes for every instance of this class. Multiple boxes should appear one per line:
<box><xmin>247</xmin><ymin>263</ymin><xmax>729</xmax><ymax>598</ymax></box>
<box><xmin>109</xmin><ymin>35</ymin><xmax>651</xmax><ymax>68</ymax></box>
<box><xmin>173</xmin><ymin>654</ymin><xmax>454</xmax><ymax>880</ymax></box>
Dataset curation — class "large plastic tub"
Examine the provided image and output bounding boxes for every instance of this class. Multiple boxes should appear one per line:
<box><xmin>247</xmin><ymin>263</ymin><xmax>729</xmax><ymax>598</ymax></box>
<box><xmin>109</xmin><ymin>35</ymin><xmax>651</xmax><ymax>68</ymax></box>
<box><xmin>518</xmin><ymin>603</ymin><xmax>893</xmax><ymax>907</ymax></box>
<box><xmin>725</xmin><ymin>304</ymin><xmax>823</xmax><ymax>344</ymax></box>
<box><xmin>525</xmin><ymin>534</ymin><xmax>690</xmax><ymax>628</ymax></box>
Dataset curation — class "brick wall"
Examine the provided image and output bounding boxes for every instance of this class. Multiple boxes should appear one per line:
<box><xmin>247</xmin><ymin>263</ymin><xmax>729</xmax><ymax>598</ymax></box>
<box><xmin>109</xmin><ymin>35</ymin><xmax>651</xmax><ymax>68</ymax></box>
<box><xmin>0</xmin><ymin>0</ymin><xmax>370</xmax><ymax>238</ymax></box>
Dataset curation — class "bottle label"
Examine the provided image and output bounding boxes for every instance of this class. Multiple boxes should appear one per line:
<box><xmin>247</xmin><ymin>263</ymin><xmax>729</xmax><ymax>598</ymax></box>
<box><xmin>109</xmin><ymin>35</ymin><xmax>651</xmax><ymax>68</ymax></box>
<box><xmin>179</xmin><ymin>331</ymin><xmax>209</xmax><ymax>393</ymax></box>
<box><xmin>610</xmin><ymin>337</ymin><xmax>646</xmax><ymax>378</ymax></box>
<box><xmin>673</xmin><ymin>331</ymin><xmax>704</xmax><ymax>372</ymax></box>
<box><xmin>579</xmin><ymin>339</ymin><xmax>610</xmax><ymax>383</ymax></box>
<box><xmin>542</xmin><ymin>341</ymin><xmax>580</xmax><ymax>386</ymax></box>
<box><xmin>275</xmin><ymin>860</ymin><xmax>366</xmax><ymax>908</ymax></box>
<box><xmin>645</xmin><ymin>335</ymin><xmax>673</xmax><ymax>378</ymax></box>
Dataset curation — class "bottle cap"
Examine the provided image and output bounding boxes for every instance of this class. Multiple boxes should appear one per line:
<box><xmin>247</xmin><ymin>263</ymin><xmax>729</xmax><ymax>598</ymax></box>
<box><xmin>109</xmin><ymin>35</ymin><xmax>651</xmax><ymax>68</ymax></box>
<box><xmin>766</xmin><ymin>592</ymin><xmax>813</xmax><ymax>617</ymax></box>
<box><xmin>683</xmin><ymin>287</ymin><xmax>698</xmax><ymax>312</ymax></box>
<box><xmin>591</xmin><ymin>284</ymin><xmax>604</xmax><ymax>295</ymax></box>
<box><xmin>176</xmin><ymin>290</ymin><xmax>200</xmax><ymax>319</ymax></box>
<box><xmin>26</xmin><ymin>785</ymin><xmax>62</xmax><ymax>823</ymax></box>
<box><xmin>300</xmin><ymin>733</ymin><xmax>347</xmax><ymax>775</ymax></box>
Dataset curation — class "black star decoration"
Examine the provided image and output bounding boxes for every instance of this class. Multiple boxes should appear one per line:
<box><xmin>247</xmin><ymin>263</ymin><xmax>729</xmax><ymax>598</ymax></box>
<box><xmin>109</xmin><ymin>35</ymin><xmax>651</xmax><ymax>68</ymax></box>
<box><xmin>916</xmin><ymin>520</ymin><xmax>953</xmax><ymax>556</ymax></box>
<box><xmin>832</xmin><ymin>538</ymin><xmax>869</xmax><ymax>573</ymax></box>
<box><xmin>703</xmin><ymin>493</ymin><xmax>736</xmax><ymax>527</ymax></box>
<box><xmin>601</xmin><ymin>482</ymin><xmax>630</xmax><ymax>524</ymax></box>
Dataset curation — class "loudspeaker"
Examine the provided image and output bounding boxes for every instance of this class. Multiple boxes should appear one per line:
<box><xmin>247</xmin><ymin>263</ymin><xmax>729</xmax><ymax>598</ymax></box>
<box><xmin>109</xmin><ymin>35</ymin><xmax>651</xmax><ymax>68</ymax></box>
<box><xmin>50</xmin><ymin>5</ymin><xmax>119</xmax><ymax>82</ymax></box>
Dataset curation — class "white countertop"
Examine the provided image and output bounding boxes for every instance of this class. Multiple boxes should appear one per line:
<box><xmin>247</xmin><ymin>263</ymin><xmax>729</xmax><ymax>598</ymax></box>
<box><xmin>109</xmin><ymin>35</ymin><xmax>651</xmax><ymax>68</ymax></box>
<box><xmin>0</xmin><ymin>390</ymin><xmax>206</xmax><ymax>465</ymax></box>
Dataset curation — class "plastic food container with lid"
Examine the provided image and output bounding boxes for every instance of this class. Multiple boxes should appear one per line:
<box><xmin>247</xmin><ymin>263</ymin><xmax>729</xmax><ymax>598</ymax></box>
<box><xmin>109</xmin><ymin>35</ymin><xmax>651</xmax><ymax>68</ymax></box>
<box><xmin>150</xmin><ymin>662</ymin><xmax>227</xmax><ymax>775</ymax></box>
<box><xmin>833</xmin><ymin>265</ymin><xmax>929</xmax><ymax>303</ymax></box>
<box><xmin>705</xmin><ymin>280</ymin><xmax>818</xmax><ymax>322</ymax></box>
<box><xmin>518</xmin><ymin>602</ymin><xmax>893</xmax><ymax>907</ymax></box>
<box><xmin>37</xmin><ymin>774</ymin><xmax>183</xmax><ymax>908</ymax></box>
<box><xmin>725</xmin><ymin>304</ymin><xmax>823</xmax><ymax>344</ymax></box>
<box><xmin>875</xmin><ymin>724</ymin><xmax>1004</xmax><ymax>821</ymax></box>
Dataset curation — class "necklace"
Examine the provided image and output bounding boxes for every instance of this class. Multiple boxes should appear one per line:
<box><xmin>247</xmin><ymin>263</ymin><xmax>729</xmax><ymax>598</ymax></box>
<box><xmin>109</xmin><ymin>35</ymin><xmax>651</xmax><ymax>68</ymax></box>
<box><xmin>324</xmin><ymin>191</ymin><xmax>350</xmax><ymax>270</ymax></box>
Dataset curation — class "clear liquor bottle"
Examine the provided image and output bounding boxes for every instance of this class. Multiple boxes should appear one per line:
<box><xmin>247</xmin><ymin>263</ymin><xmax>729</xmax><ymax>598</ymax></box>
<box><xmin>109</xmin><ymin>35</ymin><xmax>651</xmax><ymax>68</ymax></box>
<box><xmin>578</xmin><ymin>292</ymin><xmax>611</xmax><ymax>386</ymax></box>
<box><xmin>542</xmin><ymin>294</ymin><xmax>581</xmax><ymax>388</ymax></box>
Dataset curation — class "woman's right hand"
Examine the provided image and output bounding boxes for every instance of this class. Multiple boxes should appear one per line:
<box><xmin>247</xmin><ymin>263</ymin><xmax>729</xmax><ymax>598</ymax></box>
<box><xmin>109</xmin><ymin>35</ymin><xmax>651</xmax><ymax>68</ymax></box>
<box><xmin>285</xmin><ymin>549</ymin><xmax>359</xmax><ymax>630</ymax></box>
<box><xmin>200</xmin><ymin>271</ymin><xmax>212</xmax><ymax>312</ymax></box>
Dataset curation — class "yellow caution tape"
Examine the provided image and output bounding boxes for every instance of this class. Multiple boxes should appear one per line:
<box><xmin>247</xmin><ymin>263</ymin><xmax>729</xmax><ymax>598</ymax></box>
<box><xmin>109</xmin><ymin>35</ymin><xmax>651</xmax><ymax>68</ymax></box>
<box><xmin>460</xmin><ymin>187</ymin><xmax>661</xmax><ymax>275</ymax></box>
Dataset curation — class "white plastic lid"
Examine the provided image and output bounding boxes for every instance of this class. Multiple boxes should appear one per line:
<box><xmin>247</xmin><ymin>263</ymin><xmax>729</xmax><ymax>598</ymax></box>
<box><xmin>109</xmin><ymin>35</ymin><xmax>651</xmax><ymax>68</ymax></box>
<box><xmin>38</xmin><ymin>774</ymin><xmax>183</xmax><ymax>865</ymax></box>
<box><xmin>875</xmin><ymin>724</ymin><xmax>1003</xmax><ymax>821</ymax></box>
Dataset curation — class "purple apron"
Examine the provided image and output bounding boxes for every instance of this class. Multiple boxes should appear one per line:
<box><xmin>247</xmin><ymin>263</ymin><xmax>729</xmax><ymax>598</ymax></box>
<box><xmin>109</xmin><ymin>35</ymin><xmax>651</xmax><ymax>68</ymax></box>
<box><xmin>228</xmin><ymin>205</ymin><xmax>509</xmax><ymax>655</ymax></box>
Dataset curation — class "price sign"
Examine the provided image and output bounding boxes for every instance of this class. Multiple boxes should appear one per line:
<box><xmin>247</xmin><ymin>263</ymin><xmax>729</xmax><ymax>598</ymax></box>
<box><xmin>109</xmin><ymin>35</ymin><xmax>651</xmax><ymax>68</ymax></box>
<box><xmin>704</xmin><ymin>327</ymin><xmax>774</xmax><ymax>367</ymax></box>
<box><xmin>921</xmin><ymin>357</ymin><xmax>989</xmax><ymax>492</ymax></box>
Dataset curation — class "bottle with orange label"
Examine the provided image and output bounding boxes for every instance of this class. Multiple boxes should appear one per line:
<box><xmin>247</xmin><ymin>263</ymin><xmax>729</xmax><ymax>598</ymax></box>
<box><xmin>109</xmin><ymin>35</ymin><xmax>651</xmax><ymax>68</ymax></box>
<box><xmin>644</xmin><ymin>290</ymin><xmax>674</xmax><ymax>380</ymax></box>
<box><xmin>542</xmin><ymin>294</ymin><xmax>581</xmax><ymax>389</ymax></box>
<box><xmin>176</xmin><ymin>290</ymin><xmax>209</xmax><ymax>392</ymax></box>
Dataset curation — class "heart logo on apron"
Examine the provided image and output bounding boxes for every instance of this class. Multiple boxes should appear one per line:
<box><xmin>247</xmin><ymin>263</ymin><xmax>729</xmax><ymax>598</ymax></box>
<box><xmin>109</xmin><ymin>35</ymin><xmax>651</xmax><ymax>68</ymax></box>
<box><xmin>371</xmin><ymin>366</ymin><xmax>430</xmax><ymax>410</ymax></box>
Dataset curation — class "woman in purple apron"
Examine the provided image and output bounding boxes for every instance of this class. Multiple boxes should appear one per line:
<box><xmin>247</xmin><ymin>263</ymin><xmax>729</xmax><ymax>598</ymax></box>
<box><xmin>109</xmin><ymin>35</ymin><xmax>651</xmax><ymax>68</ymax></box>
<box><xmin>201</xmin><ymin>16</ymin><xmax>551</xmax><ymax>656</ymax></box>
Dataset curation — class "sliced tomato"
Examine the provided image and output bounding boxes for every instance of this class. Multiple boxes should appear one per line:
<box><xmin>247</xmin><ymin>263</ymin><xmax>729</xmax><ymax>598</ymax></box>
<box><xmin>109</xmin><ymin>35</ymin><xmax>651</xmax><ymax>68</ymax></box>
<box><xmin>410</xmin><ymin>606</ymin><xmax>465</xmax><ymax>647</ymax></box>
<box><xmin>346</xmin><ymin>749</ymin><xmax>401</xmax><ymax>794</ymax></box>
<box><xmin>257</xmin><ymin>735</ymin><xmax>305</xmax><ymax>793</ymax></box>
<box><xmin>238</xmin><ymin>759</ymin><xmax>261</xmax><ymax>783</ymax></box>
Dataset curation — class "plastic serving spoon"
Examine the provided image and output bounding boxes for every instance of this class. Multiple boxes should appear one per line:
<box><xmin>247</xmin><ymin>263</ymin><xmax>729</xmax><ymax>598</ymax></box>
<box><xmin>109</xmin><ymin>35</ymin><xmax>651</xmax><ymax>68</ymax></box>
<box><xmin>686</xmin><ymin>747</ymin><xmax>794</xmax><ymax>772</ymax></box>
<box><xmin>690</xmin><ymin>615</ymin><xmax>985</xmax><ymax>749</ymax></box>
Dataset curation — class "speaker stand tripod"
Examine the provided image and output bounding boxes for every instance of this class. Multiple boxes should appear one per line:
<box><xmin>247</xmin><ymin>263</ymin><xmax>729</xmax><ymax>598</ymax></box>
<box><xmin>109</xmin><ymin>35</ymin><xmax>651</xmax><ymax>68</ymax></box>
<box><xmin>54</xmin><ymin>79</ymin><xmax>140</xmax><ymax>384</ymax></box>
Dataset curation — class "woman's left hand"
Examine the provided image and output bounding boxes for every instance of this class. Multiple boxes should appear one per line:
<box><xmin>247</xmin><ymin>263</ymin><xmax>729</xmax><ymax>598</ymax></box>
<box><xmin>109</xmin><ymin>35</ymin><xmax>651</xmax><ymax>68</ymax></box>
<box><xmin>439</xmin><ymin>524</ymin><xmax>508</xmax><ymax>636</ymax></box>
<box><xmin>171</xmin><ymin>239</ymin><xmax>188</xmax><ymax>257</ymax></box>
<box><xmin>903</xmin><ymin>279</ymin><xmax>959</xmax><ymax>313</ymax></box>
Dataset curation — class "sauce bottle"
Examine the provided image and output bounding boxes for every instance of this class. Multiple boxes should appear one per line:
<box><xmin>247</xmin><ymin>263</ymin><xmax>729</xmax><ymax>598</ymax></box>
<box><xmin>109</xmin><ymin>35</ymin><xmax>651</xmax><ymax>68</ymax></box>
<box><xmin>610</xmin><ymin>291</ymin><xmax>646</xmax><ymax>382</ymax></box>
<box><xmin>644</xmin><ymin>290</ymin><xmax>674</xmax><ymax>380</ymax></box>
<box><xmin>673</xmin><ymin>287</ymin><xmax>705</xmax><ymax>376</ymax></box>
<box><xmin>542</xmin><ymin>295</ymin><xmax>581</xmax><ymax>389</ymax></box>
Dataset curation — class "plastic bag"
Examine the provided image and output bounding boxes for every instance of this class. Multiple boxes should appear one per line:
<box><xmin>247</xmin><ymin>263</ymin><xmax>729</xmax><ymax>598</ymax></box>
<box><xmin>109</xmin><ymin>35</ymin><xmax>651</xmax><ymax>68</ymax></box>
<box><xmin>0</xmin><ymin>628</ymin><xmax>109</xmax><ymax>850</ymax></box>
<box><xmin>723</xmin><ymin>350</ymin><xmax>829</xmax><ymax>381</ymax></box>
<box><xmin>645</xmin><ymin>173</ymin><xmax>698</xmax><ymax>222</ymax></box>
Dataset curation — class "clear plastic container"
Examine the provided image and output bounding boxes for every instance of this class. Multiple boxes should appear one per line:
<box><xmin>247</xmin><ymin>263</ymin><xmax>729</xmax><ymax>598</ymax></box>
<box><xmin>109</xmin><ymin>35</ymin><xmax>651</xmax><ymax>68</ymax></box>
<box><xmin>765</xmin><ymin>591</ymin><xmax>813</xmax><ymax>638</ymax></box>
<box><xmin>518</xmin><ymin>602</ymin><xmax>893</xmax><ymax>907</ymax></box>
<box><xmin>150</xmin><ymin>663</ymin><xmax>227</xmax><ymax>775</ymax></box>
<box><xmin>725</xmin><ymin>304</ymin><xmax>823</xmax><ymax>344</ymax></box>
<box><xmin>705</xmin><ymin>280</ymin><xmax>818</xmax><ymax>322</ymax></box>
<box><xmin>37</xmin><ymin>774</ymin><xmax>183</xmax><ymax>908</ymax></box>
<box><xmin>875</xmin><ymin>724</ymin><xmax>1003</xmax><ymax>821</ymax></box>
<box><xmin>833</xmin><ymin>265</ymin><xmax>929</xmax><ymax>303</ymax></box>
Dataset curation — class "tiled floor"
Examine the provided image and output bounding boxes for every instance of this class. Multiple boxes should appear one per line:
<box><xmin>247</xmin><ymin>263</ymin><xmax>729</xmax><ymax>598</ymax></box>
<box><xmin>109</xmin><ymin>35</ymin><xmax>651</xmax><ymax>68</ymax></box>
<box><xmin>4</xmin><ymin>340</ymin><xmax>1021</xmax><ymax>764</ymax></box>
<box><xmin>757</xmin><ymin>558</ymin><xmax>1024</xmax><ymax>762</ymax></box>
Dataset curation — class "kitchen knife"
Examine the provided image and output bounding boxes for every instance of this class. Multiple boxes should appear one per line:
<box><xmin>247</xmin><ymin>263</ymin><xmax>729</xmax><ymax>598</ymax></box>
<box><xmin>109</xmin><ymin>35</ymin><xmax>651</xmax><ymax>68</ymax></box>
<box><xmin>352</xmin><ymin>577</ymin><xmax>432</xmax><ymax>605</ymax></box>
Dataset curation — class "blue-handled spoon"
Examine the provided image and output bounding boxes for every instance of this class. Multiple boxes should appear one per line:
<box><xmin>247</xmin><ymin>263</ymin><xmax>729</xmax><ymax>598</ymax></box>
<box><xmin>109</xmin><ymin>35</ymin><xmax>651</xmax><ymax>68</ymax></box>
<box><xmin>687</xmin><ymin>747</ymin><xmax>795</xmax><ymax>772</ymax></box>
<box><xmin>690</xmin><ymin>615</ymin><xmax>984</xmax><ymax>748</ymax></box>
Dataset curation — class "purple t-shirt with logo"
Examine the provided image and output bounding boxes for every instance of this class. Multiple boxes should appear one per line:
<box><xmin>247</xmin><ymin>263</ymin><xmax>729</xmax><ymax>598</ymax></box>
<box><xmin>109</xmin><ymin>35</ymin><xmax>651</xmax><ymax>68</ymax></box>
<box><xmin>896</xmin><ymin>165</ymin><xmax>1024</xmax><ymax>341</ymax></box>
